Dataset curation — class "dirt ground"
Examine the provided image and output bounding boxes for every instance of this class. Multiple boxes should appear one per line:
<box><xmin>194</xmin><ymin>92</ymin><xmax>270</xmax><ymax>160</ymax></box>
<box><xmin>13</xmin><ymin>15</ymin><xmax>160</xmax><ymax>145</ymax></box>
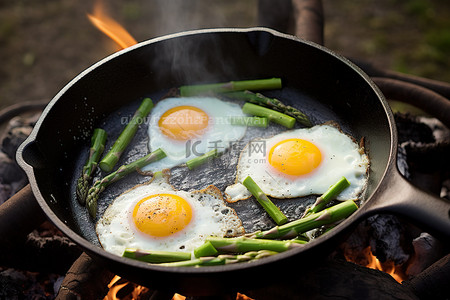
<box><xmin>1</xmin><ymin>0</ymin><xmax>450</xmax><ymax>110</ymax></box>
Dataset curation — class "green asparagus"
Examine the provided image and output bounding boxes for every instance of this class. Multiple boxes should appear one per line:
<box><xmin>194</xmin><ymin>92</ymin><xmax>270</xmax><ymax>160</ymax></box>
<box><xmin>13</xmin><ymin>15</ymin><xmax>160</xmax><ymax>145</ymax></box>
<box><xmin>100</xmin><ymin>98</ymin><xmax>154</xmax><ymax>172</ymax></box>
<box><xmin>159</xmin><ymin>250</ymin><xmax>278</xmax><ymax>267</ymax></box>
<box><xmin>250</xmin><ymin>200</ymin><xmax>358</xmax><ymax>239</ymax></box>
<box><xmin>225</xmin><ymin>90</ymin><xmax>312</xmax><ymax>127</ymax></box>
<box><xmin>302</xmin><ymin>176</ymin><xmax>351</xmax><ymax>217</ymax></box>
<box><xmin>242</xmin><ymin>103</ymin><xmax>296</xmax><ymax>128</ymax></box>
<box><xmin>179</xmin><ymin>78</ymin><xmax>282</xmax><ymax>97</ymax></box>
<box><xmin>185</xmin><ymin>148</ymin><xmax>219</xmax><ymax>170</ymax></box>
<box><xmin>123</xmin><ymin>248</ymin><xmax>191</xmax><ymax>263</ymax></box>
<box><xmin>86</xmin><ymin>148</ymin><xmax>166</xmax><ymax>218</ymax></box>
<box><xmin>230</xmin><ymin>116</ymin><xmax>268</xmax><ymax>128</ymax></box>
<box><xmin>193</xmin><ymin>241</ymin><xmax>218</xmax><ymax>258</ymax></box>
<box><xmin>207</xmin><ymin>236</ymin><xmax>303</xmax><ymax>253</ymax></box>
<box><xmin>242</xmin><ymin>176</ymin><xmax>288</xmax><ymax>225</ymax></box>
<box><xmin>76</xmin><ymin>128</ymin><xmax>107</xmax><ymax>205</ymax></box>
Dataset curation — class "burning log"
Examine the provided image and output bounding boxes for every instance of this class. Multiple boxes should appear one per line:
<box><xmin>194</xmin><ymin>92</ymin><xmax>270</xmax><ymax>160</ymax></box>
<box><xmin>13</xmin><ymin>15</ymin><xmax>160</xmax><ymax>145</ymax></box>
<box><xmin>55</xmin><ymin>253</ymin><xmax>177</xmax><ymax>300</ymax></box>
<box><xmin>243</xmin><ymin>258</ymin><xmax>419</xmax><ymax>300</ymax></box>
<box><xmin>0</xmin><ymin>222</ymin><xmax>81</xmax><ymax>274</ymax></box>
<box><xmin>403</xmin><ymin>253</ymin><xmax>450</xmax><ymax>300</ymax></box>
<box><xmin>56</xmin><ymin>253</ymin><xmax>115</xmax><ymax>300</ymax></box>
<box><xmin>406</xmin><ymin>233</ymin><xmax>444</xmax><ymax>277</ymax></box>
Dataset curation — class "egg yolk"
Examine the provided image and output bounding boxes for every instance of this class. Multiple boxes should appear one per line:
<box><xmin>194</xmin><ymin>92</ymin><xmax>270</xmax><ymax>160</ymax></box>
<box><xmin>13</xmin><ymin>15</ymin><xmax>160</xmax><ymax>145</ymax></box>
<box><xmin>268</xmin><ymin>138</ymin><xmax>322</xmax><ymax>176</ymax></box>
<box><xmin>132</xmin><ymin>194</ymin><xmax>192</xmax><ymax>237</ymax></box>
<box><xmin>158</xmin><ymin>106</ymin><xmax>209</xmax><ymax>140</ymax></box>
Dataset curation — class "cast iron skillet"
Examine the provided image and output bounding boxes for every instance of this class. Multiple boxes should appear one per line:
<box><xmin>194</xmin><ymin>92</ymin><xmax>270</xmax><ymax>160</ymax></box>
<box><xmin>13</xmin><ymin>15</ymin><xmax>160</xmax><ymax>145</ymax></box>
<box><xmin>14</xmin><ymin>28</ymin><xmax>450</xmax><ymax>295</ymax></box>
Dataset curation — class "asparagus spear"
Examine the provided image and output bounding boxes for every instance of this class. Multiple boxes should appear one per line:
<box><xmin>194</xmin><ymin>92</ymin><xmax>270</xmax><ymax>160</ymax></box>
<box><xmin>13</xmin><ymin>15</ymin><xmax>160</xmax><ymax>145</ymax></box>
<box><xmin>123</xmin><ymin>248</ymin><xmax>191</xmax><ymax>263</ymax></box>
<box><xmin>99</xmin><ymin>98</ymin><xmax>154</xmax><ymax>172</ymax></box>
<box><xmin>159</xmin><ymin>250</ymin><xmax>278</xmax><ymax>267</ymax></box>
<box><xmin>207</xmin><ymin>236</ymin><xmax>303</xmax><ymax>253</ymax></box>
<box><xmin>185</xmin><ymin>149</ymin><xmax>219</xmax><ymax>170</ymax></box>
<box><xmin>242</xmin><ymin>103</ymin><xmax>296</xmax><ymax>128</ymax></box>
<box><xmin>225</xmin><ymin>90</ymin><xmax>312</xmax><ymax>127</ymax></box>
<box><xmin>193</xmin><ymin>241</ymin><xmax>218</xmax><ymax>258</ymax></box>
<box><xmin>86</xmin><ymin>148</ymin><xmax>166</xmax><ymax>218</ymax></box>
<box><xmin>230</xmin><ymin>116</ymin><xmax>268</xmax><ymax>128</ymax></box>
<box><xmin>302</xmin><ymin>176</ymin><xmax>351</xmax><ymax>218</ymax></box>
<box><xmin>76</xmin><ymin>128</ymin><xmax>107</xmax><ymax>205</ymax></box>
<box><xmin>179</xmin><ymin>78</ymin><xmax>282</xmax><ymax>97</ymax></box>
<box><xmin>250</xmin><ymin>200</ymin><xmax>358</xmax><ymax>239</ymax></box>
<box><xmin>242</xmin><ymin>176</ymin><xmax>288</xmax><ymax>225</ymax></box>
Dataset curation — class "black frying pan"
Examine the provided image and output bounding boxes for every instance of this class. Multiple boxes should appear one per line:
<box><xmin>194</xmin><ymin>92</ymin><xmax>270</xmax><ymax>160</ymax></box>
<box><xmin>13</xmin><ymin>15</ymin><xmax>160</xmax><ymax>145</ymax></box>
<box><xmin>8</xmin><ymin>28</ymin><xmax>450</xmax><ymax>295</ymax></box>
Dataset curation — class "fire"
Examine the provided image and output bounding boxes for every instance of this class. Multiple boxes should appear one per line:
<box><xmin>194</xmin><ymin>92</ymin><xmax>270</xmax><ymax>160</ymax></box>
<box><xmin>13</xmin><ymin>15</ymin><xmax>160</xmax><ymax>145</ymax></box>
<box><xmin>103</xmin><ymin>275</ymin><xmax>186</xmax><ymax>300</ymax></box>
<box><xmin>103</xmin><ymin>275</ymin><xmax>254</xmax><ymax>300</ymax></box>
<box><xmin>351</xmin><ymin>246</ymin><xmax>406</xmax><ymax>283</ymax></box>
<box><xmin>88</xmin><ymin>0</ymin><xmax>138</xmax><ymax>50</ymax></box>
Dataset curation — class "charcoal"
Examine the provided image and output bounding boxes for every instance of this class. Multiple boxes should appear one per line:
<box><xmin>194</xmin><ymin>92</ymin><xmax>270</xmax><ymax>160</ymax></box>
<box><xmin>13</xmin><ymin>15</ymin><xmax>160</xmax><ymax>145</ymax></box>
<box><xmin>338</xmin><ymin>214</ymin><xmax>410</xmax><ymax>266</ymax></box>
<box><xmin>0</xmin><ymin>152</ymin><xmax>22</xmax><ymax>183</ymax></box>
<box><xmin>395</xmin><ymin>113</ymin><xmax>435</xmax><ymax>144</ymax></box>
<box><xmin>0</xmin><ymin>267</ymin><xmax>62</xmax><ymax>300</ymax></box>
<box><xmin>244</xmin><ymin>258</ymin><xmax>419</xmax><ymax>300</ymax></box>
<box><xmin>403</xmin><ymin>254</ymin><xmax>450</xmax><ymax>300</ymax></box>
<box><xmin>406</xmin><ymin>233</ymin><xmax>444</xmax><ymax>277</ymax></box>
<box><xmin>441</xmin><ymin>179</ymin><xmax>450</xmax><ymax>200</ymax></box>
<box><xmin>1</xmin><ymin>114</ymin><xmax>39</xmax><ymax>160</ymax></box>
<box><xmin>0</xmin><ymin>228</ymin><xmax>82</xmax><ymax>274</ymax></box>
<box><xmin>367</xmin><ymin>214</ymin><xmax>410</xmax><ymax>265</ymax></box>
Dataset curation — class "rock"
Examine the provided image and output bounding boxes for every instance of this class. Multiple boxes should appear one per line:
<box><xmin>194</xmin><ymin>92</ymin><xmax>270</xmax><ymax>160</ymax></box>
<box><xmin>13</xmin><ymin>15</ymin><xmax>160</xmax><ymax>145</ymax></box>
<box><xmin>0</xmin><ymin>152</ymin><xmax>25</xmax><ymax>184</ymax></box>
<box><xmin>0</xmin><ymin>114</ymin><xmax>39</xmax><ymax>160</ymax></box>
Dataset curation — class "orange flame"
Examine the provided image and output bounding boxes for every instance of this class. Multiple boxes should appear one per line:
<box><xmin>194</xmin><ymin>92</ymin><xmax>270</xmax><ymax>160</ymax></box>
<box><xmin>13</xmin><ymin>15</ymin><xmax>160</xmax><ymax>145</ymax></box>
<box><xmin>103</xmin><ymin>275</ymin><xmax>255</xmax><ymax>300</ymax></box>
<box><xmin>103</xmin><ymin>275</ymin><xmax>186</xmax><ymax>300</ymax></box>
<box><xmin>88</xmin><ymin>0</ymin><xmax>137</xmax><ymax>50</ymax></box>
<box><xmin>354</xmin><ymin>247</ymin><xmax>406</xmax><ymax>283</ymax></box>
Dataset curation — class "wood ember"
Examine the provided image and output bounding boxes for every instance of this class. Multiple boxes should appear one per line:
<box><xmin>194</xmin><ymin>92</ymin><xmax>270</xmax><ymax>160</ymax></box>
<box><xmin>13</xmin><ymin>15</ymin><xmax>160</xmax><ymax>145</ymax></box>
<box><xmin>403</xmin><ymin>253</ymin><xmax>450</xmax><ymax>300</ymax></box>
<box><xmin>1</xmin><ymin>114</ymin><xmax>40</xmax><ymax>159</ymax></box>
<box><xmin>338</xmin><ymin>215</ymin><xmax>411</xmax><ymax>265</ymax></box>
<box><xmin>56</xmin><ymin>253</ymin><xmax>115</xmax><ymax>300</ymax></box>
<box><xmin>0</xmin><ymin>226</ymin><xmax>82</xmax><ymax>274</ymax></box>
<box><xmin>243</xmin><ymin>258</ymin><xmax>419</xmax><ymax>300</ymax></box>
<box><xmin>406</xmin><ymin>233</ymin><xmax>444</xmax><ymax>277</ymax></box>
<box><xmin>441</xmin><ymin>179</ymin><xmax>450</xmax><ymax>200</ymax></box>
<box><xmin>338</xmin><ymin>113</ymin><xmax>449</xmax><ymax>278</ymax></box>
<box><xmin>0</xmin><ymin>114</ymin><xmax>40</xmax><ymax>204</ymax></box>
<box><xmin>0</xmin><ymin>267</ymin><xmax>64</xmax><ymax>300</ymax></box>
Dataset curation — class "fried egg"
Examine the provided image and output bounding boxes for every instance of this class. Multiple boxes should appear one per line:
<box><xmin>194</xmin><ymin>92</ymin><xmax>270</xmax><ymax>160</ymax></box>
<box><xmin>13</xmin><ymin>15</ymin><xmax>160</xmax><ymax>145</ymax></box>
<box><xmin>96</xmin><ymin>172</ymin><xmax>245</xmax><ymax>256</ymax></box>
<box><xmin>225</xmin><ymin>124</ymin><xmax>369</xmax><ymax>202</ymax></box>
<box><xmin>141</xmin><ymin>97</ymin><xmax>247</xmax><ymax>172</ymax></box>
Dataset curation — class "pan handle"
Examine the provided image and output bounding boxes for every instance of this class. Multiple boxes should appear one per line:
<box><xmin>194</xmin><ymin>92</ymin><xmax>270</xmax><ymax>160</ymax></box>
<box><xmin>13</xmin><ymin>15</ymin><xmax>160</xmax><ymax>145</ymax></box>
<box><xmin>365</xmin><ymin>167</ymin><xmax>450</xmax><ymax>241</ymax></box>
<box><xmin>0</xmin><ymin>184</ymin><xmax>47</xmax><ymax>246</ymax></box>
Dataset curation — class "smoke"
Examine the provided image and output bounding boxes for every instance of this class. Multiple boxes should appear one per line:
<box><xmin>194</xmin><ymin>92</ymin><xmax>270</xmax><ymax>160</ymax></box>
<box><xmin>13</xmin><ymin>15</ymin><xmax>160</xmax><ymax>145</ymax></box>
<box><xmin>136</xmin><ymin>1</ymin><xmax>260</xmax><ymax>86</ymax></box>
<box><xmin>145</xmin><ymin>0</ymin><xmax>257</xmax><ymax>37</ymax></box>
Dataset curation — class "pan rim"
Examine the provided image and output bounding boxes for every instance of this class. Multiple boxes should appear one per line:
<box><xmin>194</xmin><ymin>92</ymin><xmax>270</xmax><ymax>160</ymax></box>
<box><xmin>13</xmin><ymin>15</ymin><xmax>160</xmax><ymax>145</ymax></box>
<box><xmin>16</xmin><ymin>27</ymin><xmax>397</xmax><ymax>277</ymax></box>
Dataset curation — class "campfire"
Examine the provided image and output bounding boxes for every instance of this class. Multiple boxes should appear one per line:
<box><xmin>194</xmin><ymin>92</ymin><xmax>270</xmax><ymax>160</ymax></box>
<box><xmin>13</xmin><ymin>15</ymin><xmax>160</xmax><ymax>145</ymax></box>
<box><xmin>87</xmin><ymin>0</ymin><xmax>137</xmax><ymax>50</ymax></box>
<box><xmin>346</xmin><ymin>246</ymin><xmax>406</xmax><ymax>283</ymax></box>
<box><xmin>1</xmin><ymin>1</ymin><xmax>449</xmax><ymax>299</ymax></box>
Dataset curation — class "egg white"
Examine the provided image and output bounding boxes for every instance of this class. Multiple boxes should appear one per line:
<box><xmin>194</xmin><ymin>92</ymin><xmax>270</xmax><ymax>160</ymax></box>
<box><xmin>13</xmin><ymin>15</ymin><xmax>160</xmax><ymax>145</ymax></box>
<box><xmin>96</xmin><ymin>172</ymin><xmax>245</xmax><ymax>256</ymax></box>
<box><xmin>225</xmin><ymin>124</ymin><xmax>369</xmax><ymax>202</ymax></box>
<box><xmin>141</xmin><ymin>97</ymin><xmax>247</xmax><ymax>172</ymax></box>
